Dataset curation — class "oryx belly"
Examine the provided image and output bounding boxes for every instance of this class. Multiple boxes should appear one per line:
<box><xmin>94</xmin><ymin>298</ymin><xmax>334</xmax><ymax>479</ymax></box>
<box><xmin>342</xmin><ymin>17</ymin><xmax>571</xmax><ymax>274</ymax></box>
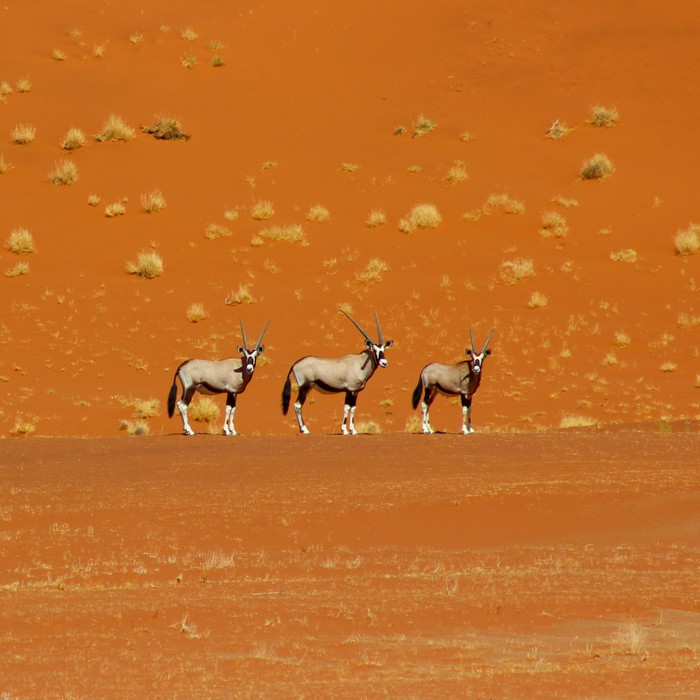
<box><xmin>184</xmin><ymin>358</ymin><xmax>247</xmax><ymax>395</ymax></box>
<box><xmin>423</xmin><ymin>362</ymin><xmax>470</xmax><ymax>396</ymax></box>
<box><xmin>294</xmin><ymin>353</ymin><xmax>373</xmax><ymax>393</ymax></box>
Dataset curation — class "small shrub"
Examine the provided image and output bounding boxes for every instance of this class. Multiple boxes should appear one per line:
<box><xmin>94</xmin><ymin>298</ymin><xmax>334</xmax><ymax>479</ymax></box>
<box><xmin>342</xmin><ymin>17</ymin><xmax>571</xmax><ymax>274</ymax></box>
<box><xmin>580</xmin><ymin>153</ymin><xmax>614</xmax><ymax>180</ymax></box>
<box><xmin>307</xmin><ymin>204</ymin><xmax>330</xmax><ymax>223</ymax></box>
<box><xmin>211</xmin><ymin>55</ymin><xmax>226</xmax><ymax>67</ymax></box>
<box><xmin>181</xmin><ymin>56</ymin><xmax>197</xmax><ymax>69</ymax></box>
<box><xmin>366</xmin><ymin>209</ymin><xmax>386</xmax><ymax>228</ymax></box>
<box><xmin>11</xmin><ymin>417</ymin><xmax>36</xmax><ymax>436</ymax></box>
<box><xmin>257</xmin><ymin>224</ymin><xmax>307</xmax><ymax>245</ymax></box>
<box><xmin>356</xmin><ymin>258</ymin><xmax>389</xmax><ymax>284</ymax></box>
<box><xmin>445</xmin><ymin>160</ymin><xmax>468</xmax><ymax>185</ymax></box>
<box><xmin>528</xmin><ymin>291</ymin><xmax>548</xmax><ymax>309</ymax></box>
<box><xmin>225</xmin><ymin>285</ymin><xmax>255</xmax><ymax>305</ymax></box>
<box><xmin>610</xmin><ymin>249</ymin><xmax>637</xmax><ymax>263</ymax></box>
<box><xmin>11</xmin><ymin>124</ymin><xmax>36</xmax><ymax>144</ymax></box>
<box><xmin>48</xmin><ymin>159</ymin><xmax>78</xmax><ymax>185</ymax></box>
<box><xmin>141</xmin><ymin>117</ymin><xmax>190</xmax><ymax>140</ymax></box>
<box><xmin>188</xmin><ymin>398</ymin><xmax>220</xmax><ymax>424</ymax></box>
<box><xmin>0</xmin><ymin>154</ymin><xmax>10</xmax><ymax>174</ymax></box>
<box><xmin>399</xmin><ymin>203</ymin><xmax>442</xmax><ymax>233</ymax></box>
<box><xmin>5</xmin><ymin>262</ymin><xmax>29</xmax><ymax>277</ymax></box>
<box><xmin>588</xmin><ymin>105</ymin><xmax>619</xmax><ymax>128</ymax></box>
<box><xmin>140</xmin><ymin>189</ymin><xmax>166</xmax><ymax>213</ymax></box>
<box><xmin>545</xmin><ymin>119</ymin><xmax>574</xmax><ymax>139</ymax></box>
<box><xmin>87</xmin><ymin>194</ymin><xmax>101</xmax><ymax>207</ymax></box>
<box><xmin>15</xmin><ymin>78</ymin><xmax>31</xmax><ymax>93</ymax></box>
<box><xmin>131</xmin><ymin>398</ymin><xmax>160</xmax><ymax>419</ymax></box>
<box><xmin>129</xmin><ymin>32</ymin><xmax>144</xmax><ymax>44</ymax></box>
<box><xmin>614</xmin><ymin>331</ymin><xmax>631</xmax><ymax>347</ymax></box>
<box><xmin>223</xmin><ymin>208</ymin><xmax>239</xmax><ymax>222</ymax></box>
<box><xmin>93</xmin><ymin>44</ymin><xmax>107</xmax><ymax>58</ymax></box>
<box><xmin>341</xmin><ymin>162</ymin><xmax>359</xmax><ymax>173</ymax></box>
<box><xmin>560</xmin><ymin>414</ymin><xmax>599</xmax><ymax>429</ymax></box>
<box><xmin>60</xmin><ymin>127</ymin><xmax>86</xmax><ymax>150</ymax></box>
<box><xmin>105</xmin><ymin>202</ymin><xmax>126</xmax><ymax>217</ymax></box>
<box><xmin>6</xmin><ymin>228</ymin><xmax>35</xmax><ymax>254</ymax></box>
<box><xmin>52</xmin><ymin>49</ymin><xmax>67</xmax><ymax>61</ymax></box>
<box><xmin>484</xmin><ymin>193</ymin><xmax>525</xmax><ymax>215</ymax></box>
<box><xmin>126</xmin><ymin>250</ymin><xmax>164</xmax><ymax>278</ymax></box>
<box><xmin>119</xmin><ymin>419</ymin><xmax>150</xmax><ymax>436</ymax></box>
<box><xmin>204</xmin><ymin>223</ymin><xmax>231</xmax><ymax>239</ymax></box>
<box><xmin>539</xmin><ymin>210</ymin><xmax>568</xmax><ymax>238</ymax></box>
<box><xmin>674</xmin><ymin>223</ymin><xmax>700</xmax><ymax>256</ymax></box>
<box><xmin>413</xmin><ymin>115</ymin><xmax>437</xmax><ymax>137</ymax></box>
<box><xmin>181</xmin><ymin>27</ymin><xmax>199</xmax><ymax>41</ymax></box>
<box><xmin>251</xmin><ymin>200</ymin><xmax>275</xmax><ymax>220</ymax></box>
<box><xmin>186</xmin><ymin>303</ymin><xmax>208</xmax><ymax>322</ymax></box>
<box><xmin>95</xmin><ymin>114</ymin><xmax>135</xmax><ymax>142</ymax></box>
<box><xmin>499</xmin><ymin>258</ymin><xmax>535</xmax><ymax>285</ymax></box>
<box><xmin>611</xmin><ymin>622</ymin><xmax>647</xmax><ymax>656</ymax></box>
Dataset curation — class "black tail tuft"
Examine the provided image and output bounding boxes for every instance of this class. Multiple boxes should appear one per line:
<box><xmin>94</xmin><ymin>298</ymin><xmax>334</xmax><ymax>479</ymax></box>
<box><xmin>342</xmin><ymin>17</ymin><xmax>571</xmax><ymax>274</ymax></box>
<box><xmin>281</xmin><ymin>376</ymin><xmax>292</xmax><ymax>415</ymax></box>
<box><xmin>411</xmin><ymin>377</ymin><xmax>423</xmax><ymax>410</ymax></box>
<box><xmin>167</xmin><ymin>380</ymin><xmax>178</xmax><ymax>418</ymax></box>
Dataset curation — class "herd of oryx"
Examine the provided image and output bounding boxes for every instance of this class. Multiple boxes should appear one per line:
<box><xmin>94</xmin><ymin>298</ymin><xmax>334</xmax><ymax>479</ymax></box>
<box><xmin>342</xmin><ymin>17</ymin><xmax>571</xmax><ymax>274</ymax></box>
<box><xmin>167</xmin><ymin>310</ymin><xmax>493</xmax><ymax>436</ymax></box>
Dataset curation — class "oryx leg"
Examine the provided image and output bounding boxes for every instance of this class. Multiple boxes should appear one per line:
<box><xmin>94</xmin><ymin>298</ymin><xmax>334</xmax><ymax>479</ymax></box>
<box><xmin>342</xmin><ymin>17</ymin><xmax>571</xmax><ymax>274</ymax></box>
<box><xmin>177</xmin><ymin>381</ymin><xmax>197</xmax><ymax>436</ymax></box>
<box><xmin>294</xmin><ymin>384</ymin><xmax>311</xmax><ymax>434</ymax></box>
<box><xmin>461</xmin><ymin>395</ymin><xmax>474</xmax><ymax>434</ymax></box>
<box><xmin>224</xmin><ymin>392</ymin><xmax>237</xmax><ymax>436</ymax></box>
<box><xmin>421</xmin><ymin>386</ymin><xmax>437</xmax><ymax>434</ymax></box>
<box><xmin>342</xmin><ymin>392</ymin><xmax>358</xmax><ymax>435</ymax></box>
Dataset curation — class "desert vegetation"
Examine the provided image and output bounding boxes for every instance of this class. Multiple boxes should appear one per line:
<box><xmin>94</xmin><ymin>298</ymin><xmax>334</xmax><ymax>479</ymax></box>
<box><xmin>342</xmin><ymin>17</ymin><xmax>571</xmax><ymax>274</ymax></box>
<box><xmin>140</xmin><ymin>189</ymin><xmax>166</xmax><ymax>213</ymax></box>
<box><xmin>60</xmin><ymin>127</ymin><xmax>86</xmax><ymax>150</ymax></box>
<box><xmin>588</xmin><ymin>105</ymin><xmax>619</xmax><ymax>127</ymax></box>
<box><xmin>399</xmin><ymin>203</ymin><xmax>442</xmax><ymax>232</ymax></box>
<box><xmin>673</xmin><ymin>223</ymin><xmax>700</xmax><ymax>256</ymax></box>
<box><xmin>580</xmin><ymin>153</ymin><xmax>614</xmax><ymax>180</ymax></box>
<box><xmin>6</xmin><ymin>228</ymin><xmax>35</xmax><ymax>254</ymax></box>
<box><xmin>141</xmin><ymin>117</ymin><xmax>191</xmax><ymax>140</ymax></box>
<box><xmin>11</xmin><ymin>123</ymin><xmax>36</xmax><ymax>144</ymax></box>
<box><xmin>126</xmin><ymin>250</ymin><xmax>164</xmax><ymax>278</ymax></box>
<box><xmin>95</xmin><ymin>114</ymin><xmax>136</xmax><ymax>142</ymax></box>
<box><xmin>48</xmin><ymin>159</ymin><xmax>78</xmax><ymax>185</ymax></box>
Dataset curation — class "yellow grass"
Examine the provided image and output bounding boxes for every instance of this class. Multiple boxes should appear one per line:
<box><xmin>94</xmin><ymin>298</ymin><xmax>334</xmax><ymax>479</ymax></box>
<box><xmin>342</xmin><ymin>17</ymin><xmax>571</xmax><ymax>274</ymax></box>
<box><xmin>225</xmin><ymin>285</ymin><xmax>255</xmax><ymax>305</ymax></box>
<box><xmin>12</xmin><ymin>123</ymin><xmax>36</xmax><ymax>144</ymax></box>
<box><xmin>539</xmin><ymin>210</ymin><xmax>568</xmax><ymax>238</ymax></box>
<box><xmin>588</xmin><ymin>105</ymin><xmax>619</xmax><ymax>128</ymax></box>
<box><xmin>251</xmin><ymin>200</ymin><xmax>275</xmax><ymax>220</ymax></box>
<box><xmin>5</xmin><ymin>262</ymin><xmax>29</xmax><ymax>278</ymax></box>
<box><xmin>413</xmin><ymin>114</ymin><xmax>437</xmax><ymax>137</ymax></box>
<box><xmin>140</xmin><ymin>189</ymin><xmax>166</xmax><ymax>213</ymax></box>
<box><xmin>126</xmin><ymin>251</ymin><xmax>164</xmax><ymax>278</ymax></box>
<box><xmin>186</xmin><ymin>303</ymin><xmax>208</xmax><ymax>323</ymax></box>
<box><xmin>580</xmin><ymin>153</ymin><xmax>614</xmax><ymax>180</ymax></box>
<box><xmin>399</xmin><ymin>203</ymin><xmax>442</xmax><ymax>233</ymax></box>
<box><xmin>95</xmin><ymin>114</ymin><xmax>136</xmax><ymax>142</ymax></box>
<box><xmin>499</xmin><ymin>258</ymin><xmax>535</xmax><ymax>285</ymax></box>
<box><xmin>366</xmin><ymin>209</ymin><xmax>386</xmax><ymax>228</ymax></box>
<box><xmin>60</xmin><ymin>127</ymin><xmax>86</xmax><ymax>150</ymax></box>
<box><xmin>257</xmin><ymin>224</ymin><xmax>307</xmax><ymax>245</ymax></box>
<box><xmin>105</xmin><ymin>202</ymin><xmax>126</xmax><ymax>217</ymax></box>
<box><xmin>674</xmin><ymin>223</ymin><xmax>700</xmax><ymax>256</ymax></box>
<box><xmin>307</xmin><ymin>204</ymin><xmax>330</xmax><ymax>223</ymax></box>
<box><xmin>356</xmin><ymin>258</ymin><xmax>389</xmax><ymax>284</ymax></box>
<box><xmin>48</xmin><ymin>159</ymin><xmax>78</xmax><ymax>185</ymax></box>
<box><xmin>6</xmin><ymin>228</ymin><xmax>35</xmax><ymax>255</ymax></box>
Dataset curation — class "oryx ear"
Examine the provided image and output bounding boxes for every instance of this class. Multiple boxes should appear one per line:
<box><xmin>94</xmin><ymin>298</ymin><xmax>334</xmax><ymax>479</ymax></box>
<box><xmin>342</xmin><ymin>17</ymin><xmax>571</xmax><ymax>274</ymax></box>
<box><xmin>365</xmin><ymin>338</ymin><xmax>373</xmax><ymax>348</ymax></box>
<box><xmin>384</xmin><ymin>339</ymin><xmax>393</xmax><ymax>348</ymax></box>
<box><xmin>465</xmin><ymin>348</ymin><xmax>473</xmax><ymax>357</ymax></box>
<box><xmin>485</xmin><ymin>348</ymin><xmax>492</xmax><ymax>356</ymax></box>
<box><xmin>237</xmin><ymin>345</ymin><xmax>245</xmax><ymax>354</ymax></box>
<box><xmin>257</xmin><ymin>345</ymin><xmax>264</xmax><ymax>354</ymax></box>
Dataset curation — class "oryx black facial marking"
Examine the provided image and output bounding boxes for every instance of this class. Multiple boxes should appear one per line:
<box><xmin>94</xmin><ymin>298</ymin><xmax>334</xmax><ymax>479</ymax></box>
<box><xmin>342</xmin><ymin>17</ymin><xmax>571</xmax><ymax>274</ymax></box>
<box><xmin>411</xmin><ymin>327</ymin><xmax>493</xmax><ymax>434</ymax></box>
<box><xmin>281</xmin><ymin>310</ymin><xmax>393</xmax><ymax>435</ymax></box>
<box><xmin>167</xmin><ymin>320</ymin><xmax>269</xmax><ymax>436</ymax></box>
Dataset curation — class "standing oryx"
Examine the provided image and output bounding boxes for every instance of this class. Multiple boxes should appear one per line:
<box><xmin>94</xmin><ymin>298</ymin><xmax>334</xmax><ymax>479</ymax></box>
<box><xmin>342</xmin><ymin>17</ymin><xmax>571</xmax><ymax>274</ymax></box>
<box><xmin>167</xmin><ymin>320</ymin><xmax>269</xmax><ymax>436</ymax></box>
<box><xmin>281</xmin><ymin>310</ymin><xmax>393</xmax><ymax>435</ymax></box>
<box><xmin>412</xmin><ymin>328</ymin><xmax>494</xmax><ymax>434</ymax></box>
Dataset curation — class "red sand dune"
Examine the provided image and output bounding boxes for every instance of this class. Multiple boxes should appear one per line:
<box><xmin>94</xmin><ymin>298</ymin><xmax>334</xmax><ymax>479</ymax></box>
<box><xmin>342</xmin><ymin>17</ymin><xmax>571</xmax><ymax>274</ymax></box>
<box><xmin>1</xmin><ymin>0</ymin><xmax>699</xmax><ymax>695</ymax></box>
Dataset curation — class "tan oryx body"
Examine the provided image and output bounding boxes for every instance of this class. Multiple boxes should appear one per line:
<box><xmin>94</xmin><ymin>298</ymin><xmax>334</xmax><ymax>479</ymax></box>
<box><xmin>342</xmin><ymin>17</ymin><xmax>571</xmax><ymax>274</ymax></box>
<box><xmin>412</xmin><ymin>328</ymin><xmax>493</xmax><ymax>434</ymax></box>
<box><xmin>167</xmin><ymin>321</ymin><xmax>269</xmax><ymax>436</ymax></box>
<box><xmin>281</xmin><ymin>311</ymin><xmax>393</xmax><ymax>435</ymax></box>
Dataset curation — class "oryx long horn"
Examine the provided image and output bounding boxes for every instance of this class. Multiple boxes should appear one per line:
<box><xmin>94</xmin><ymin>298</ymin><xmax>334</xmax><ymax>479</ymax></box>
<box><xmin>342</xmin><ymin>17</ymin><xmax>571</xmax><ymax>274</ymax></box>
<box><xmin>374</xmin><ymin>310</ymin><xmax>383</xmax><ymax>345</ymax></box>
<box><xmin>340</xmin><ymin>309</ymin><xmax>373</xmax><ymax>344</ymax></box>
<box><xmin>481</xmin><ymin>327</ymin><xmax>494</xmax><ymax>354</ymax></box>
<box><xmin>240</xmin><ymin>319</ymin><xmax>250</xmax><ymax>352</ymax></box>
<box><xmin>469</xmin><ymin>327</ymin><xmax>477</xmax><ymax>354</ymax></box>
<box><xmin>255</xmin><ymin>320</ymin><xmax>271</xmax><ymax>350</ymax></box>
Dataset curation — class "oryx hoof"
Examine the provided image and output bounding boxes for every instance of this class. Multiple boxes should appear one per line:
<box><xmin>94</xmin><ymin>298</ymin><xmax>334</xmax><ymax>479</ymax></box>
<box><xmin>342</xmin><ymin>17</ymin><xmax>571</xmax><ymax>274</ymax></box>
<box><xmin>184</xmin><ymin>429</ymin><xmax>196</xmax><ymax>436</ymax></box>
<box><xmin>300</xmin><ymin>426</ymin><xmax>310</xmax><ymax>435</ymax></box>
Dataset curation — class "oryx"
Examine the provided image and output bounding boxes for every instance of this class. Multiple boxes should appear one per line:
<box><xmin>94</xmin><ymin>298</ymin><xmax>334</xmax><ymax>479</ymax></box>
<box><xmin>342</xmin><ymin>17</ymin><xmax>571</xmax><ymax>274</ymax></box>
<box><xmin>167</xmin><ymin>320</ymin><xmax>269</xmax><ymax>436</ymax></box>
<box><xmin>411</xmin><ymin>328</ymin><xmax>493</xmax><ymax>434</ymax></box>
<box><xmin>281</xmin><ymin>310</ymin><xmax>393</xmax><ymax>435</ymax></box>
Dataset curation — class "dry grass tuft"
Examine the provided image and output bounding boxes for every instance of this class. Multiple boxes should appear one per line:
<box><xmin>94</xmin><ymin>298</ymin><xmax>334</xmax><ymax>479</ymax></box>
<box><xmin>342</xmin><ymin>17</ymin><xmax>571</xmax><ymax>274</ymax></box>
<box><xmin>126</xmin><ymin>250</ymin><xmax>164</xmax><ymax>278</ymax></box>
<box><xmin>614</xmin><ymin>331</ymin><xmax>631</xmax><ymax>347</ymax></box>
<box><xmin>445</xmin><ymin>160</ymin><xmax>468</xmax><ymax>185</ymax></box>
<box><xmin>5</xmin><ymin>262</ymin><xmax>30</xmax><ymax>277</ymax></box>
<box><xmin>560</xmin><ymin>414</ymin><xmax>599</xmax><ymax>429</ymax></box>
<box><xmin>204</xmin><ymin>223</ymin><xmax>231</xmax><ymax>239</ymax></box>
<box><xmin>105</xmin><ymin>202</ymin><xmax>126</xmax><ymax>218</ymax></box>
<box><xmin>528</xmin><ymin>291</ymin><xmax>548</xmax><ymax>309</ymax></box>
<box><xmin>499</xmin><ymin>258</ymin><xmax>535</xmax><ymax>285</ymax></box>
<box><xmin>141</xmin><ymin>189</ymin><xmax>166</xmax><ymax>213</ymax></box>
<box><xmin>413</xmin><ymin>115</ymin><xmax>437</xmax><ymax>137</ymax></box>
<box><xmin>611</xmin><ymin>622</ymin><xmax>647</xmax><ymax>656</ymax></box>
<box><xmin>610</xmin><ymin>249</ymin><xmax>637</xmax><ymax>263</ymax></box>
<box><xmin>95</xmin><ymin>114</ymin><xmax>136</xmax><ymax>142</ymax></box>
<box><xmin>48</xmin><ymin>159</ymin><xmax>78</xmax><ymax>185</ymax></box>
<box><xmin>186</xmin><ymin>303</ymin><xmax>208</xmax><ymax>323</ymax></box>
<box><xmin>119</xmin><ymin>419</ymin><xmax>150</xmax><ymax>436</ymax></box>
<box><xmin>11</xmin><ymin>124</ymin><xmax>36</xmax><ymax>145</ymax></box>
<box><xmin>60</xmin><ymin>127</ymin><xmax>86</xmax><ymax>151</ymax></box>
<box><xmin>545</xmin><ymin>119</ymin><xmax>575</xmax><ymax>139</ymax></box>
<box><xmin>87</xmin><ymin>194</ymin><xmax>101</xmax><ymax>207</ymax></box>
<box><xmin>6</xmin><ymin>228</ymin><xmax>35</xmax><ymax>254</ymax></box>
<box><xmin>11</xmin><ymin>417</ymin><xmax>36</xmax><ymax>437</ymax></box>
<box><xmin>356</xmin><ymin>258</ymin><xmax>389</xmax><ymax>284</ymax></box>
<box><xmin>483</xmin><ymin>193</ymin><xmax>525</xmax><ymax>215</ymax></box>
<box><xmin>251</xmin><ymin>200</ymin><xmax>275</xmax><ymax>220</ymax></box>
<box><xmin>588</xmin><ymin>105</ymin><xmax>619</xmax><ymax>128</ymax></box>
<box><xmin>580</xmin><ymin>153</ymin><xmax>614</xmax><ymax>180</ymax></box>
<box><xmin>180</xmin><ymin>27</ymin><xmax>199</xmax><ymax>41</ymax></box>
<box><xmin>366</xmin><ymin>209</ymin><xmax>386</xmax><ymax>228</ymax></box>
<box><xmin>678</xmin><ymin>312</ymin><xmax>700</xmax><ymax>330</ymax></box>
<box><xmin>539</xmin><ymin>210</ymin><xmax>569</xmax><ymax>238</ymax></box>
<box><xmin>307</xmin><ymin>204</ymin><xmax>330</xmax><ymax>223</ymax></box>
<box><xmin>399</xmin><ymin>203</ymin><xmax>442</xmax><ymax>233</ymax></box>
<box><xmin>225</xmin><ymin>285</ymin><xmax>255</xmax><ymax>305</ymax></box>
<box><xmin>674</xmin><ymin>223</ymin><xmax>700</xmax><ymax>256</ymax></box>
<box><xmin>0</xmin><ymin>153</ymin><xmax>11</xmax><ymax>174</ymax></box>
<box><xmin>188</xmin><ymin>398</ymin><xmax>220</xmax><ymax>425</ymax></box>
<box><xmin>141</xmin><ymin>117</ymin><xmax>191</xmax><ymax>140</ymax></box>
<box><xmin>257</xmin><ymin>224</ymin><xmax>307</xmax><ymax>245</ymax></box>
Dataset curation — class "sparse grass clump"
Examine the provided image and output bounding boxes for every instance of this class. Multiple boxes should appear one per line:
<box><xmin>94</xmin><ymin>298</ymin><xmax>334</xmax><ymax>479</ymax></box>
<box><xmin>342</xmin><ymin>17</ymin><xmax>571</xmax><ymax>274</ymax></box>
<box><xmin>366</xmin><ymin>209</ymin><xmax>386</xmax><ymax>228</ymax></box>
<box><xmin>341</xmin><ymin>162</ymin><xmax>359</xmax><ymax>173</ymax></box>
<box><xmin>499</xmin><ymin>258</ymin><xmax>535</xmax><ymax>285</ymax></box>
<box><xmin>588</xmin><ymin>105</ymin><xmax>619</xmax><ymax>128</ymax></box>
<box><xmin>0</xmin><ymin>154</ymin><xmax>11</xmax><ymax>174</ymax></box>
<box><xmin>484</xmin><ymin>193</ymin><xmax>525</xmax><ymax>215</ymax></box>
<box><xmin>11</xmin><ymin>417</ymin><xmax>36</xmax><ymax>437</ymax></box>
<box><xmin>181</xmin><ymin>55</ymin><xmax>197</xmax><ymax>69</ymax></box>
<box><xmin>5</xmin><ymin>262</ymin><xmax>29</xmax><ymax>277</ymax></box>
<box><xmin>95</xmin><ymin>114</ymin><xmax>136</xmax><ymax>142</ymax></box>
<box><xmin>399</xmin><ymin>203</ymin><xmax>442</xmax><ymax>233</ymax></box>
<box><xmin>611</xmin><ymin>622</ymin><xmax>647</xmax><ymax>656</ymax></box>
<box><xmin>539</xmin><ymin>210</ymin><xmax>569</xmax><ymax>238</ymax></box>
<box><xmin>15</xmin><ymin>78</ymin><xmax>31</xmax><ymax>93</ymax></box>
<box><xmin>105</xmin><ymin>202</ymin><xmax>126</xmax><ymax>217</ymax></box>
<box><xmin>87</xmin><ymin>194</ymin><xmax>101</xmax><ymax>207</ymax></box>
<box><xmin>61</xmin><ymin>127</ymin><xmax>86</xmax><ymax>151</ymax></box>
<box><xmin>225</xmin><ymin>285</ymin><xmax>255</xmax><ymax>305</ymax></box>
<box><xmin>674</xmin><ymin>223</ymin><xmax>700</xmax><ymax>256</ymax></box>
<box><xmin>528</xmin><ymin>291</ymin><xmax>548</xmax><ymax>309</ymax></box>
<box><xmin>560</xmin><ymin>414</ymin><xmax>599</xmax><ymax>429</ymax></box>
<box><xmin>610</xmin><ymin>249</ymin><xmax>637</xmax><ymax>263</ymax></box>
<box><xmin>445</xmin><ymin>160</ymin><xmax>468</xmax><ymax>185</ymax></box>
<box><xmin>356</xmin><ymin>258</ymin><xmax>389</xmax><ymax>284</ymax></box>
<box><xmin>6</xmin><ymin>228</ymin><xmax>35</xmax><ymax>254</ymax></box>
<box><xmin>186</xmin><ymin>303</ymin><xmax>208</xmax><ymax>322</ymax></box>
<box><xmin>141</xmin><ymin>189</ymin><xmax>166</xmax><ymax>213</ymax></box>
<box><xmin>211</xmin><ymin>55</ymin><xmax>226</xmax><ymax>67</ymax></box>
<box><xmin>251</xmin><ymin>200</ymin><xmax>275</xmax><ymax>220</ymax></box>
<box><xmin>307</xmin><ymin>204</ymin><xmax>330</xmax><ymax>223</ymax></box>
<box><xmin>545</xmin><ymin>119</ymin><xmax>574</xmax><ymax>139</ymax></box>
<box><xmin>119</xmin><ymin>419</ymin><xmax>150</xmax><ymax>436</ymax></box>
<box><xmin>52</xmin><ymin>49</ymin><xmax>67</xmax><ymax>61</ymax></box>
<box><xmin>204</xmin><ymin>223</ymin><xmax>231</xmax><ymax>239</ymax></box>
<box><xmin>48</xmin><ymin>159</ymin><xmax>78</xmax><ymax>185</ymax></box>
<box><xmin>180</xmin><ymin>27</ymin><xmax>199</xmax><ymax>41</ymax></box>
<box><xmin>11</xmin><ymin>124</ymin><xmax>36</xmax><ymax>145</ymax></box>
<box><xmin>413</xmin><ymin>115</ymin><xmax>437</xmax><ymax>137</ymax></box>
<box><xmin>141</xmin><ymin>117</ymin><xmax>191</xmax><ymax>140</ymax></box>
<box><xmin>126</xmin><ymin>250</ymin><xmax>164</xmax><ymax>278</ymax></box>
<box><xmin>256</xmin><ymin>224</ymin><xmax>307</xmax><ymax>245</ymax></box>
<box><xmin>614</xmin><ymin>331</ymin><xmax>631</xmax><ymax>347</ymax></box>
<box><xmin>580</xmin><ymin>153</ymin><xmax>614</xmax><ymax>180</ymax></box>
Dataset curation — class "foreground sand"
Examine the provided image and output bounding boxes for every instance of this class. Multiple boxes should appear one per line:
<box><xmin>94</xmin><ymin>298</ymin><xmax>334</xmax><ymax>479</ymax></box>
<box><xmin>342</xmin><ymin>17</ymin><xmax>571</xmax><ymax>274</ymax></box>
<box><xmin>2</xmin><ymin>430</ymin><xmax>698</xmax><ymax>697</ymax></box>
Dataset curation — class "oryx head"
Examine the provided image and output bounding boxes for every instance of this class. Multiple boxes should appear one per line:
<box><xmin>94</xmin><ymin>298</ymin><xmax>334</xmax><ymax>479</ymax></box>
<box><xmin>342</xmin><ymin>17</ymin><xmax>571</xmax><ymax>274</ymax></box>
<box><xmin>340</xmin><ymin>309</ymin><xmax>393</xmax><ymax>367</ymax></box>
<box><xmin>466</xmin><ymin>327</ymin><xmax>494</xmax><ymax>374</ymax></box>
<box><xmin>237</xmin><ymin>320</ymin><xmax>270</xmax><ymax>373</ymax></box>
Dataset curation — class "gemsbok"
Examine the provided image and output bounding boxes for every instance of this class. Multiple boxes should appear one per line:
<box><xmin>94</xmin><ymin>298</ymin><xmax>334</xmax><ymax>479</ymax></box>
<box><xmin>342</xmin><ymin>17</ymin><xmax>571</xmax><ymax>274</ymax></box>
<box><xmin>412</xmin><ymin>328</ymin><xmax>494</xmax><ymax>434</ymax></box>
<box><xmin>281</xmin><ymin>310</ymin><xmax>393</xmax><ymax>435</ymax></box>
<box><xmin>167</xmin><ymin>320</ymin><xmax>269</xmax><ymax>436</ymax></box>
